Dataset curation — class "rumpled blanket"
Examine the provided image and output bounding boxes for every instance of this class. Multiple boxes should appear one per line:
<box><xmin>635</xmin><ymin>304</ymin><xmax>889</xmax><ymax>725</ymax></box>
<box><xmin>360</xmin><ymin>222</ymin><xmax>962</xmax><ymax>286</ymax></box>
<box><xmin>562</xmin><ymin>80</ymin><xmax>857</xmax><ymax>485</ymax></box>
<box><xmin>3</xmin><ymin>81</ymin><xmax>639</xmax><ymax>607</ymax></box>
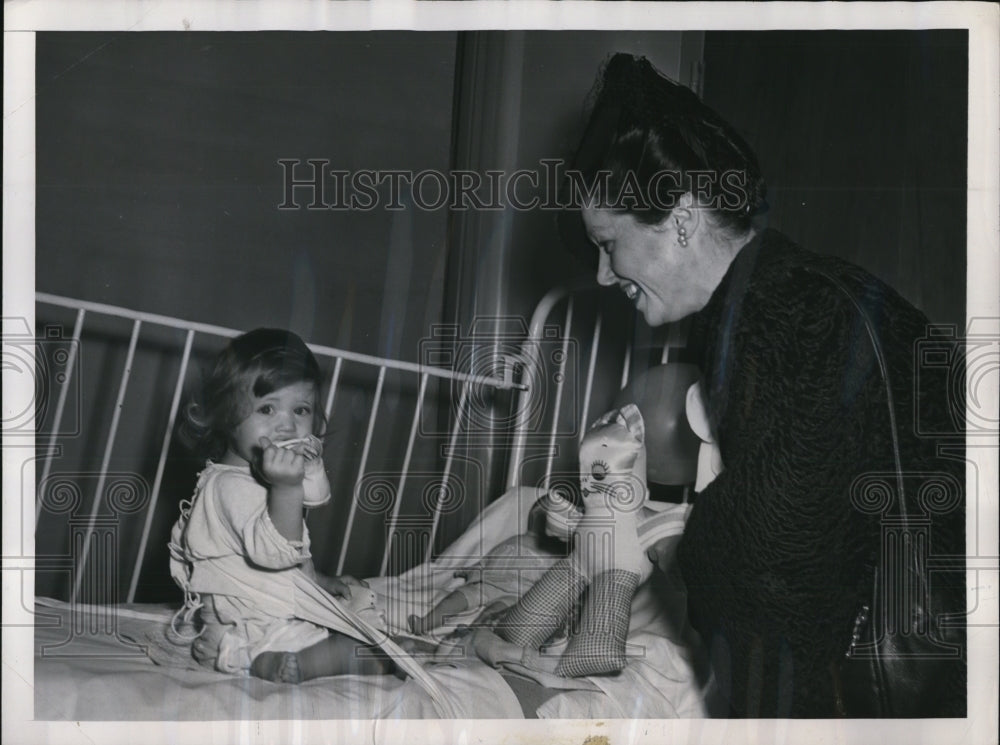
<box><xmin>367</xmin><ymin>486</ymin><xmax>711</xmax><ymax>718</ymax></box>
<box><xmin>33</xmin><ymin>603</ymin><xmax>521</xmax><ymax>719</ymax></box>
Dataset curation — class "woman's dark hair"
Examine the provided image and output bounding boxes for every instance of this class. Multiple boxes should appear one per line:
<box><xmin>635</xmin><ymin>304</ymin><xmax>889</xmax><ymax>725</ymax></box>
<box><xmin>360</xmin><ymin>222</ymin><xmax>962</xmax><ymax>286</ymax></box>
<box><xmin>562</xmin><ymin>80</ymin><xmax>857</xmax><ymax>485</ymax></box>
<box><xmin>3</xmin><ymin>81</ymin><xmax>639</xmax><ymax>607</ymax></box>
<box><xmin>182</xmin><ymin>328</ymin><xmax>325</xmax><ymax>461</ymax></box>
<box><xmin>559</xmin><ymin>53</ymin><xmax>767</xmax><ymax>267</ymax></box>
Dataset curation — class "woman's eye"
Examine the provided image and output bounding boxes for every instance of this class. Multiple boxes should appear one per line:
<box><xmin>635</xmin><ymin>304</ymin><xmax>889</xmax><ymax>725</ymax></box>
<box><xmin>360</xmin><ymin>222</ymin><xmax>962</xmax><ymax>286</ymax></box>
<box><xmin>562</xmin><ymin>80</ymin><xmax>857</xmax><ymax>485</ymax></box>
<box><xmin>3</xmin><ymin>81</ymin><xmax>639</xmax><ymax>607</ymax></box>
<box><xmin>295</xmin><ymin>407</ymin><xmax>312</xmax><ymax>416</ymax></box>
<box><xmin>257</xmin><ymin>405</ymin><xmax>274</xmax><ymax>415</ymax></box>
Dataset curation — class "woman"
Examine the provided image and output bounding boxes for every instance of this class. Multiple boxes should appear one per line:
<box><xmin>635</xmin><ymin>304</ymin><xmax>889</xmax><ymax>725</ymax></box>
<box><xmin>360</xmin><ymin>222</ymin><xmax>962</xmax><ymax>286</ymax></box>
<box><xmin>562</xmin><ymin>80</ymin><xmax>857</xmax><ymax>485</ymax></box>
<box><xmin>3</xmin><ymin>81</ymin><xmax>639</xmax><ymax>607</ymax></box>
<box><xmin>553</xmin><ymin>53</ymin><xmax>966</xmax><ymax>717</ymax></box>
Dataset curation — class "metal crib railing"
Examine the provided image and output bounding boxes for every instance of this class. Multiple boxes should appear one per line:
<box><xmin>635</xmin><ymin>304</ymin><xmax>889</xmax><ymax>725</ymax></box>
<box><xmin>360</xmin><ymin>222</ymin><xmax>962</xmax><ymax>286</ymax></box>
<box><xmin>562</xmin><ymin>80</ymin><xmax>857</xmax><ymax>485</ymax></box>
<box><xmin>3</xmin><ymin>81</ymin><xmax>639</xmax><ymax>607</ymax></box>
<box><xmin>34</xmin><ymin>292</ymin><xmax>527</xmax><ymax>604</ymax></box>
<box><xmin>504</xmin><ymin>284</ymin><xmax>681</xmax><ymax>492</ymax></box>
<box><xmin>35</xmin><ymin>287</ymin><xmax>669</xmax><ymax>607</ymax></box>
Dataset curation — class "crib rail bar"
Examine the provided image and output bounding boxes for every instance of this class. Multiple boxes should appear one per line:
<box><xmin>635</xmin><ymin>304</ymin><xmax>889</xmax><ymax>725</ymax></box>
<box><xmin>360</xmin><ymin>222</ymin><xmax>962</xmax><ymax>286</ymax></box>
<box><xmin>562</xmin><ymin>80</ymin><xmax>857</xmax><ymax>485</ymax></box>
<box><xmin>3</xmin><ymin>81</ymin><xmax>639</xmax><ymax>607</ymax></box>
<box><xmin>542</xmin><ymin>298</ymin><xmax>574</xmax><ymax>490</ymax></box>
<box><xmin>380</xmin><ymin>372</ymin><xmax>430</xmax><ymax>576</ymax></box>
<box><xmin>579</xmin><ymin>312</ymin><xmax>602</xmax><ymax>444</ymax></box>
<box><xmin>335</xmin><ymin>366</ymin><xmax>387</xmax><ymax>576</ymax></box>
<box><xmin>662</xmin><ymin>319</ymin><xmax>691</xmax><ymax>365</ymax></box>
<box><xmin>620</xmin><ymin>332</ymin><xmax>633</xmax><ymax>391</ymax></box>
<box><xmin>37</xmin><ymin>307</ymin><xmax>86</xmax><ymax>525</ymax></box>
<box><xmin>424</xmin><ymin>381</ymin><xmax>470</xmax><ymax>564</ymax></box>
<box><xmin>505</xmin><ymin>285</ymin><xmax>577</xmax><ymax>489</ymax></box>
<box><xmin>72</xmin><ymin>318</ymin><xmax>142</xmax><ymax>603</ymax></box>
<box><xmin>323</xmin><ymin>357</ymin><xmax>343</xmax><ymax>421</ymax></box>
<box><xmin>127</xmin><ymin>328</ymin><xmax>195</xmax><ymax>603</ymax></box>
<box><xmin>36</xmin><ymin>292</ymin><xmax>523</xmax><ymax>391</ymax></box>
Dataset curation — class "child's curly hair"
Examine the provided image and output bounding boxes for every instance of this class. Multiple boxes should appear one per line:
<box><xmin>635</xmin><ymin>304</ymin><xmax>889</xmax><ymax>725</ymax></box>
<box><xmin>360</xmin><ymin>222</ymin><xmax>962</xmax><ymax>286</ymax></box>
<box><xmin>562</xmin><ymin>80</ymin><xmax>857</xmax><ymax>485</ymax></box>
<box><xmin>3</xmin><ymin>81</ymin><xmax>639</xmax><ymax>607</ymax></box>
<box><xmin>182</xmin><ymin>329</ymin><xmax>325</xmax><ymax>462</ymax></box>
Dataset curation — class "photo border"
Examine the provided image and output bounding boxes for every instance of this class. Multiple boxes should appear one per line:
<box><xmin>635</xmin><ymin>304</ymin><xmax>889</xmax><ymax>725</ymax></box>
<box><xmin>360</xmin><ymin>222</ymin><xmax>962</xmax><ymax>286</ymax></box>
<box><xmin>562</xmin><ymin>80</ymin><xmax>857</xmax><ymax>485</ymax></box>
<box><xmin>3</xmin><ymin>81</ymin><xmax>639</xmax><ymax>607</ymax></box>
<box><xmin>4</xmin><ymin>2</ymin><xmax>998</xmax><ymax>744</ymax></box>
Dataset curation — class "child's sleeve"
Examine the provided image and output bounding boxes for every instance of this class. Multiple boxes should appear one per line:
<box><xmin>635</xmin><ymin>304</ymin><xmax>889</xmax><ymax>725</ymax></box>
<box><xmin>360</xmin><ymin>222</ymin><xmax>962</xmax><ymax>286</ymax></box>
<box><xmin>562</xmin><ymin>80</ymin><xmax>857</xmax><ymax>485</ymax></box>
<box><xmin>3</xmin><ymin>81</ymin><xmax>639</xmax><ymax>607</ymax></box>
<box><xmin>211</xmin><ymin>472</ymin><xmax>311</xmax><ymax>570</ymax></box>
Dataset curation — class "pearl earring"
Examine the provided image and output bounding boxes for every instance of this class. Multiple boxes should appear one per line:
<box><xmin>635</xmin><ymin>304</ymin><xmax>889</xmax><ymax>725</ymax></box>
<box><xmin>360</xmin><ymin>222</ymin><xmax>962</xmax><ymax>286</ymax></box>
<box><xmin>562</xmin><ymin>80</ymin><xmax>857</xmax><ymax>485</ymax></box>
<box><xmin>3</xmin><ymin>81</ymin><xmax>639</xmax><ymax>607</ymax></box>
<box><xmin>677</xmin><ymin>224</ymin><xmax>688</xmax><ymax>248</ymax></box>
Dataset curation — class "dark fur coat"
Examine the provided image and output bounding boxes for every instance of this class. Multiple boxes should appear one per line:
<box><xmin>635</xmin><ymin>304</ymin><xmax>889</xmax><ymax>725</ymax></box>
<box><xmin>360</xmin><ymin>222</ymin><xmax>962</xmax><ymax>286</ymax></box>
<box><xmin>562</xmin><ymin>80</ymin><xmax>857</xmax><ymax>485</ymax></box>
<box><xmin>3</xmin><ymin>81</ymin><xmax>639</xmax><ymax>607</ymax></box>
<box><xmin>676</xmin><ymin>229</ymin><xmax>966</xmax><ymax>717</ymax></box>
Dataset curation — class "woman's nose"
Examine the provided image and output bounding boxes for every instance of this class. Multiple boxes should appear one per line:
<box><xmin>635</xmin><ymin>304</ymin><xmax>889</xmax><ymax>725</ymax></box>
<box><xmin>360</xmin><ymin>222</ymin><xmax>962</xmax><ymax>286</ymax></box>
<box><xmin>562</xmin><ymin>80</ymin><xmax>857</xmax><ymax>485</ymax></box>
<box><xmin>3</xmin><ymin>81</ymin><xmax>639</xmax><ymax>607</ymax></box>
<box><xmin>596</xmin><ymin>250</ymin><xmax>617</xmax><ymax>286</ymax></box>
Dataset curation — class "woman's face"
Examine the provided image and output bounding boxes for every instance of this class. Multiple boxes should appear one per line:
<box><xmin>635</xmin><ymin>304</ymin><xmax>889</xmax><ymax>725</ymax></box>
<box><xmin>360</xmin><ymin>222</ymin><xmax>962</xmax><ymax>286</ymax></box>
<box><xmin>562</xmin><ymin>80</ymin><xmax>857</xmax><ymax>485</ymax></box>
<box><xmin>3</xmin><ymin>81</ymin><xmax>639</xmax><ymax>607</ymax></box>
<box><xmin>581</xmin><ymin>206</ymin><xmax>713</xmax><ymax>326</ymax></box>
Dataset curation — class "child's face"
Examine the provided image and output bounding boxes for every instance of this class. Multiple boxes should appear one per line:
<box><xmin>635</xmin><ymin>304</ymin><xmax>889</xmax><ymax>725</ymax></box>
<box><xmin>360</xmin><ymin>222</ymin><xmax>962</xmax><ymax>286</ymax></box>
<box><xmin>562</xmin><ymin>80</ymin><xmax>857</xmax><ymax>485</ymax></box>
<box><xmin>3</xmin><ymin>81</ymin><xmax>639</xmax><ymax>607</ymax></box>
<box><xmin>226</xmin><ymin>381</ymin><xmax>317</xmax><ymax>466</ymax></box>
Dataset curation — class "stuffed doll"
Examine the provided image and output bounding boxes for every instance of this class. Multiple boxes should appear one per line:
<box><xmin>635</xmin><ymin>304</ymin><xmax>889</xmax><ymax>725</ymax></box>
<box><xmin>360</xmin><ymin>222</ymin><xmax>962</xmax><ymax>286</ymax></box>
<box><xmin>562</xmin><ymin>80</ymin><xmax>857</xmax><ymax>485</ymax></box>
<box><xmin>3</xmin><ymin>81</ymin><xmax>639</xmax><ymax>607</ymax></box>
<box><xmin>410</xmin><ymin>405</ymin><xmax>650</xmax><ymax>638</ymax></box>
<box><xmin>487</xmin><ymin>403</ymin><xmax>664</xmax><ymax>676</ymax></box>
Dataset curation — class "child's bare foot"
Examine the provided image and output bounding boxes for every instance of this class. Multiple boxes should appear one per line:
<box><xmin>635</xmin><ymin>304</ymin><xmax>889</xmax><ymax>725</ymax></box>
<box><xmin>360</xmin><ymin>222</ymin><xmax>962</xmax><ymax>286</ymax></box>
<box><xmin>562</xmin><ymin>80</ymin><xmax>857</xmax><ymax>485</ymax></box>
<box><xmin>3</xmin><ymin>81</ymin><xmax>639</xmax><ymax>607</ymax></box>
<box><xmin>251</xmin><ymin>651</ymin><xmax>303</xmax><ymax>683</ymax></box>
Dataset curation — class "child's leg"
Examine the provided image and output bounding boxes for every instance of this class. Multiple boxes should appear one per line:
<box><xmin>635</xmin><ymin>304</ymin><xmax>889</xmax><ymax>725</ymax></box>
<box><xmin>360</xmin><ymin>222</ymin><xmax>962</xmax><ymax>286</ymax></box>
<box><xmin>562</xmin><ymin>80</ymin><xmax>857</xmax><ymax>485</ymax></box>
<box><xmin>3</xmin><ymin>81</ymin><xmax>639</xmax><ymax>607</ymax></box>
<box><xmin>251</xmin><ymin>633</ymin><xmax>395</xmax><ymax>683</ymax></box>
<box><xmin>408</xmin><ymin>588</ymin><xmax>471</xmax><ymax>635</ymax></box>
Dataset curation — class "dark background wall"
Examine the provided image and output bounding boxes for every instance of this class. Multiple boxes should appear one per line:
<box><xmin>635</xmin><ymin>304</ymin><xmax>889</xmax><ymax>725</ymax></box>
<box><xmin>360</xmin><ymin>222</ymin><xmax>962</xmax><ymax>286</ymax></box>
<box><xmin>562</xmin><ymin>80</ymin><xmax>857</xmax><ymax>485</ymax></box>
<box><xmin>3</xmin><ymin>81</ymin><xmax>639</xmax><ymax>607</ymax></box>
<box><xmin>702</xmin><ymin>30</ymin><xmax>967</xmax><ymax>329</ymax></box>
<box><xmin>34</xmin><ymin>32</ymin><xmax>461</xmax><ymax>599</ymax></box>
<box><xmin>36</xmin><ymin>32</ymin><xmax>458</xmax><ymax>357</ymax></box>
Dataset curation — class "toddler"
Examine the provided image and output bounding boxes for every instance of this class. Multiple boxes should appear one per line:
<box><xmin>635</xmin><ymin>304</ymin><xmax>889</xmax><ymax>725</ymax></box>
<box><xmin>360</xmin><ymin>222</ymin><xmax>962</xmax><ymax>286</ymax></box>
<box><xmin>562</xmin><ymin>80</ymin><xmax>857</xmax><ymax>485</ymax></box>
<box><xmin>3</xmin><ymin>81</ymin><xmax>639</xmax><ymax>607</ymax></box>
<box><xmin>168</xmin><ymin>328</ymin><xmax>394</xmax><ymax>683</ymax></box>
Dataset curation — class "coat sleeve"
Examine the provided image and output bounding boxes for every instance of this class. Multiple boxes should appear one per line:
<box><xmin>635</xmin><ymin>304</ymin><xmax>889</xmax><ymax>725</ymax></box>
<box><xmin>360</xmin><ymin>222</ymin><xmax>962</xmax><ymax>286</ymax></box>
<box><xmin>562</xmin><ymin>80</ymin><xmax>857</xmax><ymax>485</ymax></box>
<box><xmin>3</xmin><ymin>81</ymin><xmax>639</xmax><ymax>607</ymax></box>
<box><xmin>677</xmin><ymin>275</ymin><xmax>884</xmax><ymax>713</ymax></box>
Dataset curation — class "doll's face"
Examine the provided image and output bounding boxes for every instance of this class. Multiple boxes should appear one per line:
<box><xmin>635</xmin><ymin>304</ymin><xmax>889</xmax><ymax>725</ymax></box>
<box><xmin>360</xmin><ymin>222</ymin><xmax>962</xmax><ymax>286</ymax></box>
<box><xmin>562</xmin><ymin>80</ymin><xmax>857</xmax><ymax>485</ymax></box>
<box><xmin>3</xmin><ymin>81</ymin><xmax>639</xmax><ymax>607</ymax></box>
<box><xmin>579</xmin><ymin>418</ymin><xmax>645</xmax><ymax>513</ymax></box>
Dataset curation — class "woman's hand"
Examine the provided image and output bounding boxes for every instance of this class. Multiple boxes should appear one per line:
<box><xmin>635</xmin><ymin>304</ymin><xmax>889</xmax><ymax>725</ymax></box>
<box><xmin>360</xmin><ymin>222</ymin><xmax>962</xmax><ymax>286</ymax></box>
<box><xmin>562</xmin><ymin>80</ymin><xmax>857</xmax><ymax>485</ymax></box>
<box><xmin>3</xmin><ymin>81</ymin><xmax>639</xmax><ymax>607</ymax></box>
<box><xmin>259</xmin><ymin>436</ymin><xmax>306</xmax><ymax>486</ymax></box>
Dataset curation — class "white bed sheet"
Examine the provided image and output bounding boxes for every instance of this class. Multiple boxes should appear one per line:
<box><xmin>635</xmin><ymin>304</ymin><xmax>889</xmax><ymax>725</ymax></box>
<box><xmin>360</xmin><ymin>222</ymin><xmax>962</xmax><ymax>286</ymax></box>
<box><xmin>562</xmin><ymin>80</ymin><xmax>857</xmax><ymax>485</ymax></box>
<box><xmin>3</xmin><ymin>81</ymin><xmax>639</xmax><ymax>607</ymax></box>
<box><xmin>33</xmin><ymin>597</ymin><xmax>520</xmax><ymax>720</ymax></box>
<box><xmin>34</xmin><ymin>486</ymin><xmax>708</xmax><ymax>720</ymax></box>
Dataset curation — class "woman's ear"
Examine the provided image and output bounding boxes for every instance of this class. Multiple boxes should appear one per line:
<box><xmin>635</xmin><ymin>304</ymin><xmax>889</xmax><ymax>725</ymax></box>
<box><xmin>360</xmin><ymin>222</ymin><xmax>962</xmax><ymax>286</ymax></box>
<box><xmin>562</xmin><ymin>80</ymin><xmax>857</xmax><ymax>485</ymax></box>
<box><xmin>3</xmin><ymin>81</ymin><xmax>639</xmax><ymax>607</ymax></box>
<box><xmin>671</xmin><ymin>192</ymin><xmax>702</xmax><ymax>243</ymax></box>
<box><xmin>653</xmin><ymin>192</ymin><xmax>695</xmax><ymax>234</ymax></box>
<box><xmin>672</xmin><ymin>193</ymin><xmax>695</xmax><ymax>225</ymax></box>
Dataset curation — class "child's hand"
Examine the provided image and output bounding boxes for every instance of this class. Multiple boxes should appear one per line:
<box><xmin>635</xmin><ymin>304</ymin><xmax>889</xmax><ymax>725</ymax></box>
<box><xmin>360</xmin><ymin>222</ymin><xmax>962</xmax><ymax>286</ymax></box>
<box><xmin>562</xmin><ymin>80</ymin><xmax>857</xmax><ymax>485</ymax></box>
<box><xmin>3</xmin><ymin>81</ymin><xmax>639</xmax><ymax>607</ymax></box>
<box><xmin>322</xmin><ymin>577</ymin><xmax>353</xmax><ymax>599</ymax></box>
<box><xmin>274</xmin><ymin>435</ymin><xmax>329</xmax><ymax>506</ymax></box>
<box><xmin>340</xmin><ymin>574</ymin><xmax>369</xmax><ymax>589</ymax></box>
<box><xmin>258</xmin><ymin>436</ymin><xmax>306</xmax><ymax>486</ymax></box>
<box><xmin>317</xmin><ymin>573</ymin><xmax>369</xmax><ymax>599</ymax></box>
<box><xmin>273</xmin><ymin>434</ymin><xmax>323</xmax><ymax>462</ymax></box>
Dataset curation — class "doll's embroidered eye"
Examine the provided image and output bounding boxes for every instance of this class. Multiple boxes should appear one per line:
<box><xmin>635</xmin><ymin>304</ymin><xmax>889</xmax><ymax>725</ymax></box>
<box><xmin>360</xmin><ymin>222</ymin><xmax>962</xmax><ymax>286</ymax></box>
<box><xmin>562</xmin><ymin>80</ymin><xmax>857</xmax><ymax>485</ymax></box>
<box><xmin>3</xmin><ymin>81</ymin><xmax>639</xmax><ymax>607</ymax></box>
<box><xmin>591</xmin><ymin>460</ymin><xmax>608</xmax><ymax>481</ymax></box>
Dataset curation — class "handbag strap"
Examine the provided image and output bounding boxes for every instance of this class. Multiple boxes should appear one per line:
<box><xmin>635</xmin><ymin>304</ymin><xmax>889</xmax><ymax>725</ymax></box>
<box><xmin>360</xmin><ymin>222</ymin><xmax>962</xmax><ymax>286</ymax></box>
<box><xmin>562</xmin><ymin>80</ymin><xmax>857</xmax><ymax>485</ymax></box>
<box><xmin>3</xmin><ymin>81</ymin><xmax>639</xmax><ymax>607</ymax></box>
<box><xmin>802</xmin><ymin>264</ymin><xmax>930</xmax><ymax>648</ymax></box>
<box><xmin>802</xmin><ymin>264</ymin><xmax>906</xmax><ymax>517</ymax></box>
